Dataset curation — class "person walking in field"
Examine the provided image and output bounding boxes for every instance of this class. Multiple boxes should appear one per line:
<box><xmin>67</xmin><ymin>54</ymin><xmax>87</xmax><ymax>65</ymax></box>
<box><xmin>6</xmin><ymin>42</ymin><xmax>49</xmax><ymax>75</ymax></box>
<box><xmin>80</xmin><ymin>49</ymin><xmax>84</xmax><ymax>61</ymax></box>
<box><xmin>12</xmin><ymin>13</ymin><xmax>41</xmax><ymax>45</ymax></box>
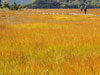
<box><xmin>84</xmin><ymin>6</ymin><xmax>87</xmax><ymax>14</ymax></box>
<box><xmin>80</xmin><ymin>5</ymin><xmax>84</xmax><ymax>13</ymax></box>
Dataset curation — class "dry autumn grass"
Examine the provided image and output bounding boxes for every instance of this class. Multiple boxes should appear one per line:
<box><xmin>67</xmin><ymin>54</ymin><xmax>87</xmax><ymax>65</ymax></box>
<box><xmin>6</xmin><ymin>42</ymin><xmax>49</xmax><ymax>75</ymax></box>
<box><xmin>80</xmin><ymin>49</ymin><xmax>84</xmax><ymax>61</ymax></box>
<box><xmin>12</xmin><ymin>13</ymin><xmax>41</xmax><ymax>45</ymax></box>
<box><xmin>0</xmin><ymin>9</ymin><xmax>100</xmax><ymax>75</ymax></box>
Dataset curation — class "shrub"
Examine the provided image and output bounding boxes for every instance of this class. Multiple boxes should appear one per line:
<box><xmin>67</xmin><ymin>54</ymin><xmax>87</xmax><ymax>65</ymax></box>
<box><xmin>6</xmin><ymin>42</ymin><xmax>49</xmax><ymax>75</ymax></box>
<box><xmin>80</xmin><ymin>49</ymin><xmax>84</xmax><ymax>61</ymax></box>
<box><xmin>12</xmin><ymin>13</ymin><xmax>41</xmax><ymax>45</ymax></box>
<box><xmin>2</xmin><ymin>0</ymin><xmax>10</xmax><ymax>8</ymax></box>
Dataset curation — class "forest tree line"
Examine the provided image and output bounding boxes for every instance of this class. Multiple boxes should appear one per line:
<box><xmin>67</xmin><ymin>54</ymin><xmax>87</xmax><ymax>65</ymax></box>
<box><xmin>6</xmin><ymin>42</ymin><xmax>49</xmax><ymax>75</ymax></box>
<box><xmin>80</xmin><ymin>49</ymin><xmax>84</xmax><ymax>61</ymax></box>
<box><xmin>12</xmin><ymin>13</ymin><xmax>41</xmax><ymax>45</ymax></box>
<box><xmin>0</xmin><ymin>0</ymin><xmax>26</xmax><ymax>10</ymax></box>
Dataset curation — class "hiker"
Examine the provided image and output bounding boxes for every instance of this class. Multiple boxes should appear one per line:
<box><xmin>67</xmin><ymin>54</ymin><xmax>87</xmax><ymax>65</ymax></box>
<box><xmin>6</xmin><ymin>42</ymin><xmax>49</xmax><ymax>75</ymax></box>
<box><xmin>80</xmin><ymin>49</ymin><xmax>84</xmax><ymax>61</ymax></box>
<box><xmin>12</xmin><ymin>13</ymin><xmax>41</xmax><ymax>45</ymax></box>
<box><xmin>84</xmin><ymin>6</ymin><xmax>87</xmax><ymax>14</ymax></box>
<box><xmin>80</xmin><ymin>5</ymin><xmax>84</xmax><ymax>13</ymax></box>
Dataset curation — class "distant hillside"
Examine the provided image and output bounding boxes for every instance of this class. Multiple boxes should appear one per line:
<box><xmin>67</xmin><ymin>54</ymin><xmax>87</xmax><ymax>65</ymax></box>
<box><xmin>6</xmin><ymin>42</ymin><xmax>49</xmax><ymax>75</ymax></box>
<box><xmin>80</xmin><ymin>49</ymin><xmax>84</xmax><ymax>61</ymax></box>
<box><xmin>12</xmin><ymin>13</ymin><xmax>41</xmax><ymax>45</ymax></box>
<box><xmin>27</xmin><ymin>0</ymin><xmax>100</xmax><ymax>8</ymax></box>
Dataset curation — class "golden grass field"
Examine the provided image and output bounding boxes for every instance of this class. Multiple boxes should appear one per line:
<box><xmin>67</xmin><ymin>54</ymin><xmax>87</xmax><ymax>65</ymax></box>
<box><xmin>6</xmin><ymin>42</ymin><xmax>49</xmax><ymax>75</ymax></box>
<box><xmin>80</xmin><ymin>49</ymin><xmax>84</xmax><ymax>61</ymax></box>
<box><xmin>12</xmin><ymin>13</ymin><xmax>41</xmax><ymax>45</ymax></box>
<box><xmin>0</xmin><ymin>9</ymin><xmax>100</xmax><ymax>75</ymax></box>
